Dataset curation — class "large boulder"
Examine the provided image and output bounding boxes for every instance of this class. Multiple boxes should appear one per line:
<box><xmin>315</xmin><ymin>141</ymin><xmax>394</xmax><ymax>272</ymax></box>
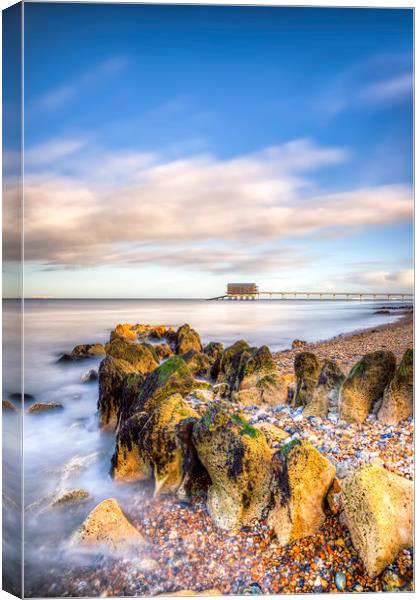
<box><xmin>111</xmin><ymin>357</ymin><xmax>197</xmax><ymax>481</ymax></box>
<box><xmin>97</xmin><ymin>357</ymin><xmax>138</xmax><ymax>429</ymax></box>
<box><xmin>339</xmin><ymin>350</ymin><xmax>396</xmax><ymax>424</ymax></box>
<box><xmin>110</xmin><ymin>323</ymin><xmax>138</xmax><ymax>342</ymax></box>
<box><xmin>292</xmin><ymin>352</ymin><xmax>321</xmax><ymax>407</ymax></box>
<box><xmin>106</xmin><ymin>338</ymin><xmax>159</xmax><ymax>372</ymax></box>
<box><xmin>211</xmin><ymin>340</ymin><xmax>251</xmax><ymax>385</ymax></box>
<box><xmin>378</xmin><ymin>349</ymin><xmax>413</xmax><ymax>425</ymax></box>
<box><xmin>58</xmin><ymin>343</ymin><xmax>106</xmax><ymax>362</ymax></box>
<box><xmin>192</xmin><ymin>404</ymin><xmax>273</xmax><ymax>531</ymax></box>
<box><xmin>175</xmin><ymin>324</ymin><xmax>202</xmax><ymax>355</ymax></box>
<box><xmin>303</xmin><ymin>360</ymin><xmax>345</xmax><ymax>418</ymax></box>
<box><xmin>268</xmin><ymin>440</ymin><xmax>335</xmax><ymax>545</ymax></box>
<box><xmin>341</xmin><ymin>464</ymin><xmax>413</xmax><ymax>578</ymax></box>
<box><xmin>70</xmin><ymin>498</ymin><xmax>146</xmax><ymax>555</ymax></box>
<box><xmin>141</xmin><ymin>394</ymin><xmax>200</xmax><ymax>496</ymax></box>
<box><xmin>203</xmin><ymin>341</ymin><xmax>224</xmax><ymax>364</ymax></box>
<box><xmin>155</xmin><ymin>343</ymin><xmax>173</xmax><ymax>360</ymax></box>
<box><xmin>232</xmin><ymin>345</ymin><xmax>289</xmax><ymax>406</ymax></box>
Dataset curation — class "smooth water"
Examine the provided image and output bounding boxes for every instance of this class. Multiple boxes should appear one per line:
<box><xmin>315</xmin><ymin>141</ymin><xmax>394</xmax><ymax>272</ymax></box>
<box><xmin>2</xmin><ymin>298</ymin><xmax>407</xmax><ymax>593</ymax></box>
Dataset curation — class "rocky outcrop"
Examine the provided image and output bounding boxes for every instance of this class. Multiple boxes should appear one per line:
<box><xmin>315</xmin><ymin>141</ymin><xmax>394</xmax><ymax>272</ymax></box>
<box><xmin>70</xmin><ymin>498</ymin><xmax>146</xmax><ymax>555</ymax></box>
<box><xmin>212</xmin><ymin>340</ymin><xmax>251</xmax><ymax>385</ymax></box>
<box><xmin>339</xmin><ymin>350</ymin><xmax>396</xmax><ymax>424</ymax></box>
<box><xmin>292</xmin><ymin>352</ymin><xmax>321</xmax><ymax>407</ymax></box>
<box><xmin>182</xmin><ymin>350</ymin><xmax>212</xmax><ymax>378</ymax></box>
<box><xmin>292</xmin><ymin>339</ymin><xmax>307</xmax><ymax>349</ymax></box>
<box><xmin>112</xmin><ymin>413</ymin><xmax>153</xmax><ymax>483</ymax></box>
<box><xmin>175</xmin><ymin>324</ymin><xmax>202</xmax><ymax>355</ymax></box>
<box><xmin>378</xmin><ymin>349</ymin><xmax>413</xmax><ymax>424</ymax></box>
<box><xmin>106</xmin><ymin>338</ymin><xmax>159</xmax><ymax>372</ymax></box>
<box><xmin>81</xmin><ymin>369</ymin><xmax>98</xmax><ymax>383</ymax></box>
<box><xmin>98</xmin><ymin>357</ymin><xmax>138</xmax><ymax>429</ymax></box>
<box><xmin>303</xmin><ymin>360</ymin><xmax>345</xmax><ymax>418</ymax></box>
<box><xmin>58</xmin><ymin>343</ymin><xmax>106</xmax><ymax>362</ymax></box>
<box><xmin>268</xmin><ymin>440</ymin><xmax>335</xmax><ymax>545</ymax></box>
<box><xmin>342</xmin><ymin>464</ymin><xmax>413</xmax><ymax>577</ymax></box>
<box><xmin>28</xmin><ymin>402</ymin><xmax>63</xmax><ymax>413</ymax></box>
<box><xmin>51</xmin><ymin>489</ymin><xmax>90</xmax><ymax>508</ymax></box>
<box><xmin>110</xmin><ymin>323</ymin><xmax>139</xmax><ymax>342</ymax></box>
<box><xmin>192</xmin><ymin>405</ymin><xmax>273</xmax><ymax>530</ymax></box>
<box><xmin>141</xmin><ymin>394</ymin><xmax>200</xmax><ymax>496</ymax></box>
<box><xmin>155</xmin><ymin>343</ymin><xmax>173</xmax><ymax>360</ymax></box>
<box><xmin>232</xmin><ymin>345</ymin><xmax>289</xmax><ymax>406</ymax></box>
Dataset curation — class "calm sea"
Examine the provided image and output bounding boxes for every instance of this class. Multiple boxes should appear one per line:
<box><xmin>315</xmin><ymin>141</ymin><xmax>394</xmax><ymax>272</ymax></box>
<box><xmin>1</xmin><ymin>298</ymin><xmax>407</xmax><ymax>594</ymax></box>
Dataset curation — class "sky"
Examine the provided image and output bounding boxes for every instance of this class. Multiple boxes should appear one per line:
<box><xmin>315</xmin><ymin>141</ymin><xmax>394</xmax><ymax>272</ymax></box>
<box><xmin>3</xmin><ymin>3</ymin><xmax>414</xmax><ymax>298</ymax></box>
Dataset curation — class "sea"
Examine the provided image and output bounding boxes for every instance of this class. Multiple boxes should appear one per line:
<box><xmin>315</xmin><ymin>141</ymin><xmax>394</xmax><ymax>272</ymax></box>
<box><xmin>1</xmin><ymin>298</ymin><xmax>409</xmax><ymax>595</ymax></box>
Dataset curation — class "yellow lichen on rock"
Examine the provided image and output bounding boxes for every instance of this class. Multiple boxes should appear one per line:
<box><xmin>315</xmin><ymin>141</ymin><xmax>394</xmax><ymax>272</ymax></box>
<box><xmin>254</xmin><ymin>422</ymin><xmax>289</xmax><ymax>446</ymax></box>
<box><xmin>341</xmin><ymin>464</ymin><xmax>413</xmax><ymax>578</ymax></box>
<box><xmin>98</xmin><ymin>356</ymin><xmax>138</xmax><ymax>429</ymax></box>
<box><xmin>192</xmin><ymin>405</ymin><xmax>273</xmax><ymax>531</ymax></box>
<box><xmin>268</xmin><ymin>440</ymin><xmax>335</xmax><ymax>545</ymax></box>
<box><xmin>110</xmin><ymin>323</ymin><xmax>138</xmax><ymax>342</ymax></box>
<box><xmin>378</xmin><ymin>348</ymin><xmax>413</xmax><ymax>425</ymax></box>
<box><xmin>112</xmin><ymin>413</ymin><xmax>153</xmax><ymax>482</ymax></box>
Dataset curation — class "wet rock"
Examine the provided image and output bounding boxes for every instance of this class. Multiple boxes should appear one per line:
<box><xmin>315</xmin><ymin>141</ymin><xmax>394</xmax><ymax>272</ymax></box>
<box><xmin>232</xmin><ymin>345</ymin><xmax>290</xmax><ymax>407</ymax></box>
<box><xmin>378</xmin><ymin>348</ymin><xmax>413</xmax><ymax>424</ymax></box>
<box><xmin>292</xmin><ymin>339</ymin><xmax>307</xmax><ymax>349</ymax></box>
<box><xmin>97</xmin><ymin>357</ymin><xmax>138</xmax><ymax>429</ymax></box>
<box><xmin>155</xmin><ymin>343</ymin><xmax>173</xmax><ymax>360</ymax></box>
<box><xmin>140</xmin><ymin>393</ymin><xmax>200</xmax><ymax>496</ymax></box>
<box><xmin>70</xmin><ymin>498</ymin><xmax>147</xmax><ymax>555</ymax></box>
<box><xmin>342</xmin><ymin>464</ymin><xmax>413</xmax><ymax>577</ymax></box>
<box><xmin>9</xmin><ymin>392</ymin><xmax>34</xmax><ymax>401</ymax></box>
<box><xmin>303</xmin><ymin>360</ymin><xmax>345</xmax><ymax>418</ymax></box>
<box><xmin>203</xmin><ymin>341</ymin><xmax>224</xmax><ymax>363</ymax></box>
<box><xmin>211</xmin><ymin>340</ymin><xmax>251</xmax><ymax>384</ymax></box>
<box><xmin>192</xmin><ymin>404</ymin><xmax>273</xmax><ymax>530</ymax></box>
<box><xmin>182</xmin><ymin>350</ymin><xmax>212</xmax><ymax>378</ymax></box>
<box><xmin>111</xmin><ymin>413</ymin><xmax>153</xmax><ymax>483</ymax></box>
<box><xmin>292</xmin><ymin>352</ymin><xmax>321</xmax><ymax>407</ymax></box>
<box><xmin>175</xmin><ymin>324</ymin><xmax>202</xmax><ymax>355</ymax></box>
<box><xmin>268</xmin><ymin>440</ymin><xmax>335</xmax><ymax>545</ymax></box>
<box><xmin>106</xmin><ymin>338</ymin><xmax>159</xmax><ymax>372</ymax></box>
<box><xmin>339</xmin><ymin>350</ymin><xmax>396</xmax><ymax>424</ymax></box>
<box><xmin>81</xmin><ymin>369</ymin><xmax>98</xmax><ymax>383</ymax></box>
<box><xmin>28</xmin><ymin>402</ymin><xmax>63</xmax><ymax>413</ymax></box>
<box><xmin>51</xmin><ymin>489</ymin><xmax>90</xmax><ymax>508</ymax></box>
<box><xmin>60</xmin><ymin>343</ymin><xmax>106</xmax><ymax>362</ymax></box>
<box><xmin>3</xmin><ymin>399</ymin><xmax>17</xmax><ymax>412</ymax></box>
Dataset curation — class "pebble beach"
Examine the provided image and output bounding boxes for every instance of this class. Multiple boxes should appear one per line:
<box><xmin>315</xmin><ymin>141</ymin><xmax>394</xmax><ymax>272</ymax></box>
<box><xmin>28</xmin><ymin>311</ymin><xmax>414</xmax><ymax>598</ymax></box>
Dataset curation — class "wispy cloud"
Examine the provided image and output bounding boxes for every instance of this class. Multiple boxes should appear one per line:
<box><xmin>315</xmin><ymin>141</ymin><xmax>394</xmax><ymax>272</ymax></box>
<box><xmin>25</xmin><ymin>138</ymin><xmax>86</xmax><ymax>167</ymax></box>
<box><xmin>359</xmin><ymin>72</ymin><xmax>413</xmax><ymax>103</ymax></box>
<box><xmin>4</xmin><ymin>137</ymin><xmax>412</xmax><ymax>280</ymax></box>
<box><xmin>29</xmin><ymin>56</ymin><xmax>129</xmax><ymax>113</ymax></box>
<box><xmin>340</xmin><ymin>268</ymin><xmax>413</xmax><ymax>292</ymax></box>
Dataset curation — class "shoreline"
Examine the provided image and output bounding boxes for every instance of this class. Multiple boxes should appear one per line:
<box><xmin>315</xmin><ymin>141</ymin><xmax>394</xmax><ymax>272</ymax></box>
<box><xmin>273</xmin><ymin>312</ymin><xmax>413</xmax><ymax>376</ymax></box>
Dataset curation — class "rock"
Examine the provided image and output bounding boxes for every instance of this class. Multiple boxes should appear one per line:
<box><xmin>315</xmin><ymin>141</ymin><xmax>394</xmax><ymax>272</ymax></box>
<box><xmin>339</xmin><ymin>350</ymin><xmax>396</xmax><ymax>424</ymax></box>
<box><xmin>381</xmin><ymin>568</ymin><xmax>405</xmax><ymax>591</ymax></box>
<box><xmin>292</xmin><ymin>352</ymin><xmax>321</xmax><ymax>407</ymax></box>
<box><xmin>232</xmin><ymin>345</ymin><xmax>290</xmax><ymax>406</ymax></box>
<box><xmin>292</xmin><ymin>339</ymin><xmax>307</xmax><ymax>349</ymax></box>
<box><xmin>254</xmin><ymin>423</ymin><xmax>289</xmax><ymax>446</ymax></box>
<box><xmin>203</xmin><ymin>342</ymin><xmax>224</xmax><ymax>364</ymax></box>
<box><xmin>110</xmin><ymin>323</ymin><xmax>138</xmax><ymax>342</ymax></box>
<box><xmin>106</xmin><ymin>338</ymin><xmax>159</xmax><ymax>372</ymax></box>
<box><xmin>242</xmin><ymin>583</ymin><xmax>263</xmax><ymax>595</ymax></box>
<box><xmin>112</xmin><ymin>358</ymin><xmax>197</xmax><ymax>481</ymax></box>
<box><xmin>175</xmin><ymin>324</ymin><xmax>202</xmax><ymax>355</ymax></box>
<box><xmin>378</xmin><ymin>348</ymin><xmax>413</xmax><ymax>424</ymax></box>
<box><xmin>182</xmin><ymin>350</ymin><xmax>212</xmax><ymax>378</ymax></box>
<box><xmin>28</xmin><ymin>402</ymin><xmax>63</xmax><ymax>413</ymax></box>
<box><xmin>155</xmin><ymin>343</ymin><xmax>173</xmax><ymax>360</ymax></box>
<box><xmin>51</xmin><ymin>489</ymin><xmax>90</xmax><ymax>508</ymax></box>
<box><xmin>140</xmin><ymin>393</ymin><xmax>200</xmax><ymax>496</ymax></box>
<box><xmin>69</xmin><ymin>344</ymin><xmax>106</xmax><ymax>360</ymax></box>
<box><xmin>192</xmin><ymin>404</ymin><xmax>273</xmax><ymax>530</ymax></box>
<box><xmin>341</xmin><ymin>464</ymin><xmax>413</xmax><ymax>577</ymax></box>
<box><xmin>326</xmin><ymin>478</ymin><xmax>343</xmax><ymax>515</ymax></box>
<box><xmin>335</xmin><ymin>459</ymin><xmax>354</xmax><ymax>480</ymax></box>
<box><xmin>211</xmin><ymin>340</ymin><xmax>251</xmax><ymax>384</ymax></box>
<box><xmin>81</xmin><ymin>369</ymin><xmax>98</xmax><ymax>383</ymax></box>
<box><xmin>158</xmin><ymin>590</ymin><xmax>222</xmax><ymax>597</ymax></box>
<box><xmin>335</xmin><ymin>572</ymin><xmax>346</xmax><ymax>591</ymax></box>
<box><xmin>303</xmin><ymin>360</ymin><xmax>345</xmax><ymax>418</ymax></box>
<box><xmin>70</xmin><ymin>498</ymin><xmax>147</xmax><ymax>555</ymax></box>
<box><xmin>268</xmin><ymin>440</ymin><xmax>335</xmax><ymax>545</ymax></box>
<box><xmin>3</xmin><ymin>399</ymin><xmax>17</xmax><ymax>412</ymax></box>
<box><xmin>9</xmin><ymin>392</ymin><xmax>34</xmax><ymax>401</ymax></box>
<box><xmin>97</xmin><ymin>356</ymin><xmax>138</xmax><ymax>429</ymax></box>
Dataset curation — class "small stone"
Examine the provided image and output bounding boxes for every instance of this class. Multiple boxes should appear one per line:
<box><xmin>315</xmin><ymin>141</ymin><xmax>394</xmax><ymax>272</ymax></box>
<box><xmin>335</xmin><ymin>571</ymin><xmax>346</xmax><ymax>591</ymax></box>
<box><xmin>242</xmin><ymin>582</ymin><xmax>263</xmax><ymax>595</ymax></box>
<box><xmin>81</xmin><ymin>369</ymin><xmax>98</xmax><ymax>383</ymax></box>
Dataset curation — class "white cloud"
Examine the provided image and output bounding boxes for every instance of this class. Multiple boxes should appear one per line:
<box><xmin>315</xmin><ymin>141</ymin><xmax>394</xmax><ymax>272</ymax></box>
<box><xmin>25</xmin><ymin>138</ymin><xmax>86</xmax><ymax>167</ymax></box>
<box><xmin>341</xmin><ymin>269</ymin><xmax>413</xmax><ymax>292</ymax></box>
<box><xmin>3</xmin><ymin>137</ymin><xmax>413</xmax><ymax>278</ymax></box>
<box><xmin>359</xmin><ymin>72</ymin><xmax>413</xmax><ymax>103</ymax></box>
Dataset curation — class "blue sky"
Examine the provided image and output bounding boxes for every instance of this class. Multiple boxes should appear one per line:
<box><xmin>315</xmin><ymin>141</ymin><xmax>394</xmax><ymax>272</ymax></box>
<box><xmin>3</xmin><ymin>3</ymin><xmax>414</xmax><ymax>297</ymax></box>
